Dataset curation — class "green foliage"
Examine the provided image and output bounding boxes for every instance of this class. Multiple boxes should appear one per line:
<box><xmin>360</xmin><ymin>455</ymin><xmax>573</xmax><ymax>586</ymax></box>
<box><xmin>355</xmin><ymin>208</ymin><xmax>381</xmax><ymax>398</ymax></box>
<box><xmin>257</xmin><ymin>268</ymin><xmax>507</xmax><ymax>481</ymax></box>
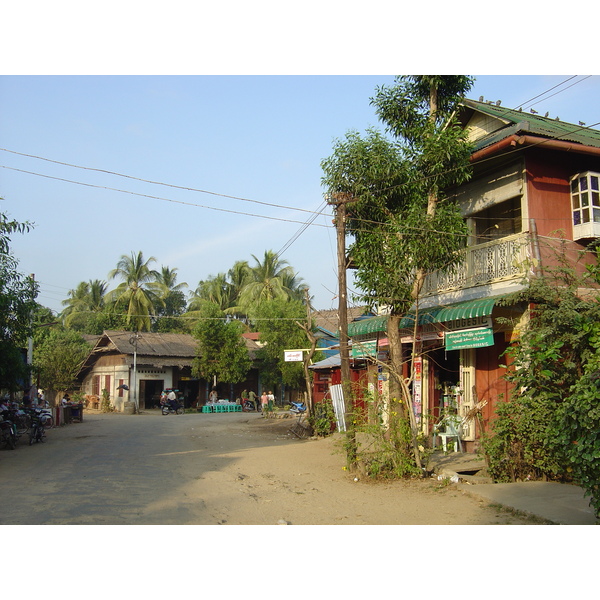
<box><xmin>0</xmin><ymin>208</ymin><xmax>38</xmax><ymax>392</ymax></box>
<box><xmin>557</xmin><ymin>327</ymin><xmax>600</xmax><ymax>517</ymax></box>
<box><xmin>191</xmin><ymin>300</ymin><xmax>252</xmax><ymax>385</ymax></box>
<box><xmin>341</xmin><ymin>391</ymin><xmax>421</xmax><ymax>479</ymax></box>
<box><xmin>33</xmin><ymin>329</ymin><xmax>91</xmax><ymax>399</ymax></box>
<box><xmin>106</xmin><ymin>251</ymin><xmax>165</xmax><ymax>332</ymax></box>
<box><xmin>321</xmin><ymin>77</ymin><xmax>474</xmax><ymax>312</ymax></box>
<box><xmin>251</xmin><ymin>297</ymin><xmax>308</xmax><ymax>390</ymax></box>
<box><xmin>308</xmin><ymin>399</ymin><xmax>336</xmax><ymax>437</ymax></box>
<box><xmin>482</xmin><ymin>254</ymin><xmax>600</xmax><ymax>516</ymax></box>
<box><xmin>100</xmin><ymin>388</ymin><xmax>114</xmax><ymax>413</ymax></box>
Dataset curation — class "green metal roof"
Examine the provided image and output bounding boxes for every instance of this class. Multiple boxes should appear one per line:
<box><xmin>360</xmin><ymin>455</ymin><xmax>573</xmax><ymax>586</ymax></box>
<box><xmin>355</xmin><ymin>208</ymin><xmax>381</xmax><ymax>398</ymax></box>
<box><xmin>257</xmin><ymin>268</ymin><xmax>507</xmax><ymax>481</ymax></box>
<box><xmin>462</xmin><ymin>99</ymin><xmax>600</xmax><ymax>151</ymax></box>
<box><xmin>347</xmin><ymin>296</ymin><xmax>505</xmax><ymax>337</ymax></box>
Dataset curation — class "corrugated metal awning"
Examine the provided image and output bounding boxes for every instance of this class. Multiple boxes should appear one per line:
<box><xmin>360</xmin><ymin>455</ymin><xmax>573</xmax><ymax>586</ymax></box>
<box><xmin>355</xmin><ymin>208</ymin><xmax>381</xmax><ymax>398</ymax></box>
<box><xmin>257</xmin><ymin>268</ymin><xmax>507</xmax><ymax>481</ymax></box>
<box><xmin>430</xmin><ymin>296</ymin><xmax>500</xmax><ymax>322</ymax></box>
<box><xmin>347</xmin><ymin>315</ymin><xmax>389</xmax><ymax>336</ymax></box>
<box><xmin>347</xmin><ymin>296</ymin><xmax>506</xmax><ymax>337</ymax></box>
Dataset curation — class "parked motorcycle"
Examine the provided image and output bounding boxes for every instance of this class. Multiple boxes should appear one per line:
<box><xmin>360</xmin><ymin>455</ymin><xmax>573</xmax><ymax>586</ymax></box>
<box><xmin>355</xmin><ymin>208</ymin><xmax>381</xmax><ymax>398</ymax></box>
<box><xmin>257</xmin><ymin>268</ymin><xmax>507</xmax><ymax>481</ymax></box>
<box><xmin>27</xmin><ymin>408</ymin><xmax>47</xmax><ymax>445</ymax></box>
<box><xmin>0</xmin><ymin>413</ymin><xmax>18</xmax><ymax>449</ymax></box>
<box><xmin>242</xmin><ymin>399</ymin><xmax>258</xmax><ymax>412</ymax></box>
<box><xmin>160</xmin><ymin>400</ymin><xmax>184</xmax><ymax>415</ymax></box>
<box><xmin>289</xmin><ymin>400</ymin><xmax>307</xmax><ymax>415</ymax></box>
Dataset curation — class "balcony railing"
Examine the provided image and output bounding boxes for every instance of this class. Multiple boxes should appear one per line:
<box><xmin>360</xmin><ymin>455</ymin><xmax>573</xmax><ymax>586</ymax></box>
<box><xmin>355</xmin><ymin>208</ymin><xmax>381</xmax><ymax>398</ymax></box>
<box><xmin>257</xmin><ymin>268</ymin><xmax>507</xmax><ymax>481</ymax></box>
<box><xmin>421</xmin><ymin>232</ymin><xmax>532</xmax><ymax>297</ymax></box>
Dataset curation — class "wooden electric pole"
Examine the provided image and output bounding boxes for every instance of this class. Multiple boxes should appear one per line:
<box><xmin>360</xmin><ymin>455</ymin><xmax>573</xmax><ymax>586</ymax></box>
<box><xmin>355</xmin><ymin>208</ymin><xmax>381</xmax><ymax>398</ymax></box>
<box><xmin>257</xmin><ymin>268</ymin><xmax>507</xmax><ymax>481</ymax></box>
<box><xmin>331</xmin><ymin>193</ymin><xmax>355</xmax><ymax>437</ymax></box>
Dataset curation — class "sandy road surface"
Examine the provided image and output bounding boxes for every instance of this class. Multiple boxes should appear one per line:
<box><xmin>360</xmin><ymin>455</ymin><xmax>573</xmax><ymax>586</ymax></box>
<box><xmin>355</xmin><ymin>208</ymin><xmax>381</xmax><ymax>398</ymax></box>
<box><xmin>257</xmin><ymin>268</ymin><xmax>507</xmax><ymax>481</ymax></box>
<box><xmin>0</xmin><ymin>410</ymin><xmax>537</xmax><ymax>525</ymax></box>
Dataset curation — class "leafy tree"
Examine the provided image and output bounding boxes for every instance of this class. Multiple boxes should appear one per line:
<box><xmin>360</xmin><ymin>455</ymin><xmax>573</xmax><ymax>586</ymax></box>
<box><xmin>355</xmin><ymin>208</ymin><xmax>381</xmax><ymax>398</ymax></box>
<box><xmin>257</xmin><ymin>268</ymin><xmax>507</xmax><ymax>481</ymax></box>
<box><xmin>33</xmin><ymin>328</ymin><xmax>91</xmax><ymax>406</ymax></box>
<box><xmin>321</xmin><ymin>76</ymin><xmax>474</xmax><ymax>472</ymax></box>
<box><xmin>191</xmin><ymin>300</ymin><xmax>252</xmax><ymax>388</ymax></box>
<box><xmin>107</xmin><ymin>251</ymin><xmax>164</xmax><ymax>331</ymax></box>
<box><xmin>251</xmin><ymin>297</ymin><xmax>313</xmax><ymax>392</ymax></box>
<box><xmin>0</xmin><ymin>208</ymin><xmax>38</xmax><ymax>392</ymax></box>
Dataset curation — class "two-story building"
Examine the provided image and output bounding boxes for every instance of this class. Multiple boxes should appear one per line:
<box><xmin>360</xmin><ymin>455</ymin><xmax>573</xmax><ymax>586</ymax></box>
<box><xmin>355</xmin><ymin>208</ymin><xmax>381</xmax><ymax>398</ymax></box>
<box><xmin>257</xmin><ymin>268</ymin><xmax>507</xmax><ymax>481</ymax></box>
<box><xmin>347</xmin><ymin>99</ymin><xmax>600</xmax><ymax>451</ymax></box>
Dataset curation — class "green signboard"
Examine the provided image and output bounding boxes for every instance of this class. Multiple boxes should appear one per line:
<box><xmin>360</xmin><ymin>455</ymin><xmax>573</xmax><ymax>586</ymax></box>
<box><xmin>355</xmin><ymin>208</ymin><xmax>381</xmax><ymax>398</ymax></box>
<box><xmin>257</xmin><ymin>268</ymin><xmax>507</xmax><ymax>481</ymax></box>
<box><xmin>445</xmin><ymin>327</ymin><xmax>494</xmax><ymax>351</ymax></box>
<box><xmin>351</xmin><ymin>340</ymin><xmax>377</xmax><ymax>358</ymax></box>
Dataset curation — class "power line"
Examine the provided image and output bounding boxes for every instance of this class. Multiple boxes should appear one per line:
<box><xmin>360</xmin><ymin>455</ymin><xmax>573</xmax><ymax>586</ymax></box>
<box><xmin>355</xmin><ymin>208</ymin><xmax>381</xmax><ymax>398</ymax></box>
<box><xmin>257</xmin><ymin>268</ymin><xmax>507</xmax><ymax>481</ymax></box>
<box><xmin>0</xmin><ymin>146</ymin><xmax>326</xmax><ymax>217</ymax></box>
<box><xmin>0</xmin><ymin>165</ymin><xmax>333</xmax><ymax>228</ymax></box>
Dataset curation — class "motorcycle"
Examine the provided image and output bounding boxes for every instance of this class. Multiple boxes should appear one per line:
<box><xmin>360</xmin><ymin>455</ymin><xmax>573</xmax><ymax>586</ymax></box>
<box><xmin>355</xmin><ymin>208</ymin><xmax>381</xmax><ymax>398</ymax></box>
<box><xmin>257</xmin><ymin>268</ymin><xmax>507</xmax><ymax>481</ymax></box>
<box><xmin>0</xmin><ymin>413</ymin><xmax>18</xmax><ymax>450</ymax></box>
<box><xmin>160</xmin><ymin>399</ymin><xmax>184</xmax><ymax>415</ymax></box>
<box><xmin>289</xmin><ymin>400</ymin><xmax>307</xmax><ymax>415</ymax></box>
<box><xmin>27</xmin><ymin>408</ymin><xmax>47</xmax><ymax>445</ymax></box>
<box><xmin>242</xmin><ymin>399</ymin><xmax>258</xmax><ymax>412</ymax></box>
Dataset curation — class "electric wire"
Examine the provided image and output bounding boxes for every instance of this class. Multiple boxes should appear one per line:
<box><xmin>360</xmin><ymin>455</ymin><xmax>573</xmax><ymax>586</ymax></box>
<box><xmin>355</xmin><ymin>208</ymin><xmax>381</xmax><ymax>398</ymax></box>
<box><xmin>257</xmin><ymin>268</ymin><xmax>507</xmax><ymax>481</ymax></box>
<box><xmin>0</xmin><ymin>165</ymin><xmax>332</xmax><ymax>228</ymax></box>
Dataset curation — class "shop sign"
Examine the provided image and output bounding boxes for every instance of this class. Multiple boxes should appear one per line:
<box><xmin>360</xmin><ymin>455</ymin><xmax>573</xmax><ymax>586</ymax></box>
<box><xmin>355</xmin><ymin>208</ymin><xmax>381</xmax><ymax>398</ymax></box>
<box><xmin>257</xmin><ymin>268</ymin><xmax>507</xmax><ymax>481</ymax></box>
<box><xmin>284</xmin><ymin>350</ymin><xmax>303</xmax><ymax>362</ymax></box>
<box><xmin>413</xmin><ymin>357</ymin><xmax>422</xmax><ymax>424</ymax></box>
<box><xmin>401</xmin><ymin>331</ymin><xmax>444</xmax><ymax>344</ymax></box>
<box><xmin>351</xmin><ymin>340</ymin><xmax>377</xmax><ymax>358</ymax></box>
<box><xmin>445</xmin><ymin>327</ymin><xmax>494</xmax><ymax>351</ymax></box>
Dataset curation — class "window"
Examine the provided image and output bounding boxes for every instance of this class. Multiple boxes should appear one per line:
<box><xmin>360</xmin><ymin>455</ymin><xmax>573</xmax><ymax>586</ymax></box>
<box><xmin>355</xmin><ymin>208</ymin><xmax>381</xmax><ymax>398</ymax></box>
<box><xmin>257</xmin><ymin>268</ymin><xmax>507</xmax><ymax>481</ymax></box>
<box><xmin>474</xmin><ymin>197</ymin><xmax>522</xmax><ymax>244</ymax></box>
<box><xmin>571</xmin><ymin>171</ymin><xmax>600</xmax><ymax>240</ymax></box>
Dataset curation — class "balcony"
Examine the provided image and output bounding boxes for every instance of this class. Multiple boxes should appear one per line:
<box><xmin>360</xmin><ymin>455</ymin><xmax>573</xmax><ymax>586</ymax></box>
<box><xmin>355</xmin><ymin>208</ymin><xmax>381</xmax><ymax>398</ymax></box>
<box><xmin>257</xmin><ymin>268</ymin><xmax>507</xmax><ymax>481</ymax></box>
<box><xmin>421</xmin><ymin>232</ymin><xmax>532</xmax><ymax>297</ymax></box>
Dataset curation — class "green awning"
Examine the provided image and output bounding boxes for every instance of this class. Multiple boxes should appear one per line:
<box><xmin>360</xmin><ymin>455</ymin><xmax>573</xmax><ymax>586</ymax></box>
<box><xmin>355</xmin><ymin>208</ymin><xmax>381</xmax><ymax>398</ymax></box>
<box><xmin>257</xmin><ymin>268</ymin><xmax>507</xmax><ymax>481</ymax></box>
<box><xmin>347</xmin><ymin>296</ymin><xmax>505</xmax><ymax>337</ymax></box>
<box><xmin>430</xmin><ymin>296</ymin><xmax>500</xmax><ymax>323</ymax></box>
<box><xmin>348</xmin><ymin>315</ymin><xmax>389</xmax><ymax>337</ymax></box>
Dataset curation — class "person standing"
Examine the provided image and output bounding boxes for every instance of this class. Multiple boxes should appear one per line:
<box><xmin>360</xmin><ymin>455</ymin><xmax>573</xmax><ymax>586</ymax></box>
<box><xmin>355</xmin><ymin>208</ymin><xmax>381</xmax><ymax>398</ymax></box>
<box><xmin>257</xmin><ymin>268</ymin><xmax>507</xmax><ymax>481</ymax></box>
<box><xmin>260</xmin><ymin>391</ymin><xmax>268</xmax><ymax>413</ymax></box>
<box><xmin>267</xmin><ymin>390</ymin><xmax>275</xmax><ymax>411</ymax></box>
<box><xmin>248</xmin><ymin>390</ymin><xmax>258</xmax><ymax>411</ymax></box>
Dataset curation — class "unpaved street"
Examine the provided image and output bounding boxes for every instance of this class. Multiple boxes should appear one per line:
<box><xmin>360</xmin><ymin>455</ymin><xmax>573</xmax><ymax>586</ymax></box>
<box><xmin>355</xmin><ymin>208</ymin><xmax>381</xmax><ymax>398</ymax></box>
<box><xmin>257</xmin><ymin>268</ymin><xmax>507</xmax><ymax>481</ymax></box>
<box><xmin>0</xmin><ymin>410</ymin><xmax>536</xmax><ymax>525</ymax></box>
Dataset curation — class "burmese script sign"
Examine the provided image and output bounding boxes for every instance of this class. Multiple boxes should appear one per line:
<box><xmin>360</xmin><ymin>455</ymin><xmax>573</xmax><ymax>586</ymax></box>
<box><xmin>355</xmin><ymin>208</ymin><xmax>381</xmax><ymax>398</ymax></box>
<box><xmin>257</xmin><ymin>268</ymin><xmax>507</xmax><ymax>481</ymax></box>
<box><xmin>445</xmin><ymin>327</ymin><xmax>494</xmax><ymax>351</ymax></box>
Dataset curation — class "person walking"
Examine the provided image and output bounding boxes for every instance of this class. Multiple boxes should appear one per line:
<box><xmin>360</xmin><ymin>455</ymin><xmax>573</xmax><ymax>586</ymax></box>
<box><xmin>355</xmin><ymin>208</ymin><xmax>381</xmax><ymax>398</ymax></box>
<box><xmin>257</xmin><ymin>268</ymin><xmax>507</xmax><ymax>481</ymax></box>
<box><xmin>260</xmin><ymin>391</ymin><xmax>268</xmax><ymax>413</ymax></box>
<box><xmin>267</xmin><ymin>390</ymin><xmax>275</xmax><ymax>411</ymax></box>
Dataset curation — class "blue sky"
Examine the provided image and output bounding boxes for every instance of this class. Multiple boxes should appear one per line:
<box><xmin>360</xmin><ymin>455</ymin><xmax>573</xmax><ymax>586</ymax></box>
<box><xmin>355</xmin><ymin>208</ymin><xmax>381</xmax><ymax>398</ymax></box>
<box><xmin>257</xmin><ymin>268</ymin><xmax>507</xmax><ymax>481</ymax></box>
<box><xmin>1</xmin><ymin>74</ymin><xmax>599</xmax><ymax>315</ymax></box>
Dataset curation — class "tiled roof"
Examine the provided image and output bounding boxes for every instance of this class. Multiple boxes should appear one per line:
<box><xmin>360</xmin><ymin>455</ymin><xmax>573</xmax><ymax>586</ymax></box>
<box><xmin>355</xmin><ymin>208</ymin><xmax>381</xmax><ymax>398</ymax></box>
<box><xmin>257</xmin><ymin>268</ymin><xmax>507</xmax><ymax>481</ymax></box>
<box><xmin>461</xmin><ymin>98</ymin><xmax>600</xmax><ymax>151</ymax></box>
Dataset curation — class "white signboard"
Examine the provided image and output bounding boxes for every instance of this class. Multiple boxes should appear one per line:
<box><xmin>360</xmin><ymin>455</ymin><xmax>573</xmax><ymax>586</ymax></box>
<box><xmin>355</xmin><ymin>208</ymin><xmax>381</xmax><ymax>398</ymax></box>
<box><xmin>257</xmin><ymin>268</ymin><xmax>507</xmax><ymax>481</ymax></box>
<box><xmin>284</xmin><ymin>350</ymin><xmax>304</xmax><ymax>362</ymax></box>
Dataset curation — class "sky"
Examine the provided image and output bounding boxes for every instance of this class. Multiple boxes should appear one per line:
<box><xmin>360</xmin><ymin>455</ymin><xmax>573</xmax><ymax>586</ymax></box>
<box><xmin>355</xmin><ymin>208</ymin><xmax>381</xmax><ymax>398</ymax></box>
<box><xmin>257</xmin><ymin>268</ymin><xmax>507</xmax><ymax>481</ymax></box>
<box><xmin>2</xmin><ymin>73</ymin><xmax>599</xmax><ymax>316</ymax></box>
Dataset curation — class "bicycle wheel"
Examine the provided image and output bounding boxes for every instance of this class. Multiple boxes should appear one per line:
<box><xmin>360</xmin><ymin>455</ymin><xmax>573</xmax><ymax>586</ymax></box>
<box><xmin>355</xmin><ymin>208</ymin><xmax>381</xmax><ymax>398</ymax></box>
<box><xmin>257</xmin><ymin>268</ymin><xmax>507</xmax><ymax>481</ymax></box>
<box><xmin>176</xmin><ymin>407</ymin><xmax>184</xmax><ymax>415</ymax></box>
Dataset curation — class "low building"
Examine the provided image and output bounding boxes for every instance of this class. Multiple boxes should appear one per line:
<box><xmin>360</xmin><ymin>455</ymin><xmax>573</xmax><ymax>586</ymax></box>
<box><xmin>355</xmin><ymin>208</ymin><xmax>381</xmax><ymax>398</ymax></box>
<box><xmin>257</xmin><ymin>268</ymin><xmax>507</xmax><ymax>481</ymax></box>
<box><xmin>76</xmin><ymin>330</ymin><xmax>261</xmax><ymax>411</ymax></box>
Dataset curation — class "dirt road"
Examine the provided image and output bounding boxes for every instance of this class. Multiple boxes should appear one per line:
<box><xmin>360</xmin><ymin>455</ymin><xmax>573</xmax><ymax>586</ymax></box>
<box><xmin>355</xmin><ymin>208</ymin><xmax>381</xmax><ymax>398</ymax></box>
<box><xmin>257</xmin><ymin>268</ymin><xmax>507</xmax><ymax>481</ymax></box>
<box><xmin>0</xmin><ymin>410</ymin><xmax>537</xmax><ymax>525</ymax></box>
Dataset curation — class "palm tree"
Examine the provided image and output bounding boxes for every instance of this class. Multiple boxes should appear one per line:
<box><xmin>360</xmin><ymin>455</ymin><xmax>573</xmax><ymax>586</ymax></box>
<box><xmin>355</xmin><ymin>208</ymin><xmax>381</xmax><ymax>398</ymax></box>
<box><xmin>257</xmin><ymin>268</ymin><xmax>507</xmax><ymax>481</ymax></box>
<box><xmin>106</xmin><ymin>251</ymin><xmax>164</xmax><ymax>331</ymax></box>
<box><xmin>61</xmin><ymin>279</ymin><xmax>107</xmax><ymax>328</ymax></box>
<box><xmin>237</xmin><ymin>250</ymin><xmax>298</xmax><ymax>311</ymax></box>
<box><xmin>156</xmin><ymin>266</ymin><xmax>188</xmax><ymax>314</ymax></box>
<box><xmin>189</xmin><ymin>273</ymin><xmax>233</xmax><ymax>312</ymax></box>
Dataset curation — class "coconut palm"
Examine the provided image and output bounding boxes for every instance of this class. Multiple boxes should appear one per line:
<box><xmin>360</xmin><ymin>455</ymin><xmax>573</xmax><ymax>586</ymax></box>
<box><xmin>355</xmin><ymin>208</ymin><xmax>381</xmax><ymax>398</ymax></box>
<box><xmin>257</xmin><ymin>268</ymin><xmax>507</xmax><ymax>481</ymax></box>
<box><xmin>106</xmin><ymin>251</ymin><xmax>164</xmax><ymax>331</ymax></box>
<box><xmin>61</xmin><ymin>279</ymin><xmax>107</xmax><ymax>328</ymax></box>
<box><xmin>156</xmin><ymin>266</ymin><xmax>188</xmax><ymax>315</ymax></box>
<box><xmin>237</xmin><ymin>250</ymin><xmax>297</xmax><ymax>311</ymax></box>
<box><xmin>188</xmin><ymin>273</ymin><xmax>233</xmax><ymax>312</ymax></box>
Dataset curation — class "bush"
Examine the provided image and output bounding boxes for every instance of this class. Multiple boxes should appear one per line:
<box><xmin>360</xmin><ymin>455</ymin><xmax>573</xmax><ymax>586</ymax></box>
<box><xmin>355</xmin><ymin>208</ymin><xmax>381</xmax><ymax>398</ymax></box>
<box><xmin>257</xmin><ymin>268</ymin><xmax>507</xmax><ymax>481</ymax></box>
<box><xmin>308</xmin><ymin>399</ymin><xmax>336</xmax><ymax>436</ymax></box>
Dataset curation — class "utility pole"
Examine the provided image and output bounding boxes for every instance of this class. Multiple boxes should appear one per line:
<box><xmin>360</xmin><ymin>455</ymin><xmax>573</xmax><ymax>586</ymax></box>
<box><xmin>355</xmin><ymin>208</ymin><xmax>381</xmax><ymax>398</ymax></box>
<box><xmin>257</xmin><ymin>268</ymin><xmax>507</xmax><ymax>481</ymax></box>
<box><xmin>27</xmin><ymin>274</ymin><xmax>35</xmax><ymax>388</ymax></box>
<box><xmin>330</xmin><ymin>193</ymin><xmax>355</xmax><ymax>429</ymax></box>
